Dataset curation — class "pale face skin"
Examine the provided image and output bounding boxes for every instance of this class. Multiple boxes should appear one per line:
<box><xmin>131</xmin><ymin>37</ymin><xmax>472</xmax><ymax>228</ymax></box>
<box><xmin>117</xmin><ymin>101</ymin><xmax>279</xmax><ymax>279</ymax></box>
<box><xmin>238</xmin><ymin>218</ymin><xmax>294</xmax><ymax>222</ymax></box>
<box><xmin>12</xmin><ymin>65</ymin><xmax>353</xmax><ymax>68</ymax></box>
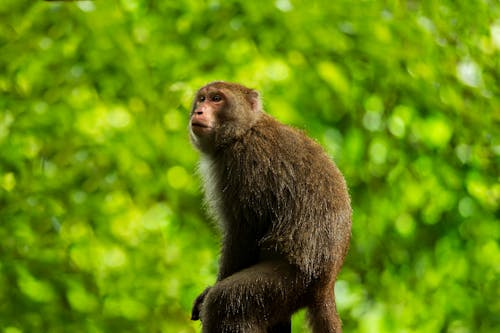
<box><xmin>189</xmin><ymin>86</ymin><xmax>226</xmax><ymax>152</ymax></box>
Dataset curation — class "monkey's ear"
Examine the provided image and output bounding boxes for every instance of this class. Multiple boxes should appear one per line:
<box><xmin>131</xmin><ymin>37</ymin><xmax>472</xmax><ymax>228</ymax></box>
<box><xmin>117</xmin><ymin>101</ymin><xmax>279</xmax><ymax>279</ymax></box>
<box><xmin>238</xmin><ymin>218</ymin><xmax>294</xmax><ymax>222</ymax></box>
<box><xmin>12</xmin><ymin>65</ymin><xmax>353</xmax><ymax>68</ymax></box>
<box><xmin>247</xmin><ymin>90</ymin><xmax>262</xmax><ymax>112</ymax></box>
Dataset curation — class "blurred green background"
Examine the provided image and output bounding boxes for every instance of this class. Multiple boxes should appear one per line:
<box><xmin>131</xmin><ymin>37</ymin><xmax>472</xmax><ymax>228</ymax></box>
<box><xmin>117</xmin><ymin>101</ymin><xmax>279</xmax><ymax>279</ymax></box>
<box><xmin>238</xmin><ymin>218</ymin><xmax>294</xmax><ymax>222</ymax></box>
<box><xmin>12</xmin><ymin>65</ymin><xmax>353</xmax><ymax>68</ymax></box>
<box><xmin>0</xmin><ymin>0</ymin><xmax>499</xmax><ymax>332</ymax></box>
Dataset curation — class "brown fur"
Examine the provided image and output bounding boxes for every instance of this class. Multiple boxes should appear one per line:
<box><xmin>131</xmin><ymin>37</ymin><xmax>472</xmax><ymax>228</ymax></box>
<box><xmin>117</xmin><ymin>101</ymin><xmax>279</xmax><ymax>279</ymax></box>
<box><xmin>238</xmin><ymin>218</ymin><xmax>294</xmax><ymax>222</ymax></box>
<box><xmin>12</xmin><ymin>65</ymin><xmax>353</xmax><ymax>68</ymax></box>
<box><xmin>190</xmin><ymin>82</ymin><xmax>352</xmax><ymax>333</ymax></box>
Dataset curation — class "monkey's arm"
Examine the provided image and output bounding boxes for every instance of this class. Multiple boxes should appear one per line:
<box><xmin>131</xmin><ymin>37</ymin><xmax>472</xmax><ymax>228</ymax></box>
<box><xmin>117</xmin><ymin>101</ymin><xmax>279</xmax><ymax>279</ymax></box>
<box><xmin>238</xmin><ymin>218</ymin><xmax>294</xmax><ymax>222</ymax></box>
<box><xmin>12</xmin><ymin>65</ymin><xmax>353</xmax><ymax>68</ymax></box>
<box><xmin>191</xmin><ymin>286</ymin><xmax>211</xmax><ymax>321</ymax></box>
<box><xmin>191</xmin><ymin>232</ymin><xmax>258</xmax><ymax>321</ymax></box>
<box><xmin>217</xmin><ymin>232</ymin><xmax>260</xmax><ymax>280</ymax></box>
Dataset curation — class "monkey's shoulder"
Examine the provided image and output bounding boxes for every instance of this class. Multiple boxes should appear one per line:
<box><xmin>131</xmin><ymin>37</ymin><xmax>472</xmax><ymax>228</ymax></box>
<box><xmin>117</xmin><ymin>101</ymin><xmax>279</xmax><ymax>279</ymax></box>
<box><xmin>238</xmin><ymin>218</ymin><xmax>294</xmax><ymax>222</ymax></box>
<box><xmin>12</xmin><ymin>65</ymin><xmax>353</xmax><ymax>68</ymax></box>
<box><xmin>247</xmin><ymin>117</ymin><xmax>333</xmax><ymax>167</ymax></box>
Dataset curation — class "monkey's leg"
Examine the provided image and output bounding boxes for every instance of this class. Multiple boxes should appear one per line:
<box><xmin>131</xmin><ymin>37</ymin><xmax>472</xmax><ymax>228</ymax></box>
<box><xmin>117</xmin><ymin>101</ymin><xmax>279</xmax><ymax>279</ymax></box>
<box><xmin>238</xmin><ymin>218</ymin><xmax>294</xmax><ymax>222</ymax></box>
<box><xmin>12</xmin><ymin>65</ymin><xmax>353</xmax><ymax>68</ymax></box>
<box><xmin>307</xmin><ymin>288</ymin><xmax>342</xmax><ymax>333</ymax></box>
<box><xmin>201</xmin><ymin>261</ymin><xmax>305</xmax><ymax>333</ymax></box>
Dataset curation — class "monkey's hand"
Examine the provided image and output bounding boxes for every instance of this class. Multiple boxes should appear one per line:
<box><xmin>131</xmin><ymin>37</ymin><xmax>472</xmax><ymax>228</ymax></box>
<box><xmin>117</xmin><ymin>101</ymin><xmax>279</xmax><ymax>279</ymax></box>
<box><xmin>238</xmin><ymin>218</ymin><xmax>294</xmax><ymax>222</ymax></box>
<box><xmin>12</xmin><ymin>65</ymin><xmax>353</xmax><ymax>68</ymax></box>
<box><xmin>191</xmin><ymin>286</ymin><xmax>211</xmax><ymax>321</ymax></box>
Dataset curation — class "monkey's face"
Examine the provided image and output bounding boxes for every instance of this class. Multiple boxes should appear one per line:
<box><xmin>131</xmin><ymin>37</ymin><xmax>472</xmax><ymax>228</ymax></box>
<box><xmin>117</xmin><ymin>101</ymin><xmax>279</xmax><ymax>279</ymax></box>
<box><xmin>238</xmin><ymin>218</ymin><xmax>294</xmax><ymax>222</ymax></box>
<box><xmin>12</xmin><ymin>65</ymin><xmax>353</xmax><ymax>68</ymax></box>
<box><xmin>189</xmin><ymin>82</ymin><xmax>263</xmax><ymax>154</ymax></box>
<box><xmin>189</xmin><ymin>86</ymin><xmax>226</xmax><ymax>152</ymax></box>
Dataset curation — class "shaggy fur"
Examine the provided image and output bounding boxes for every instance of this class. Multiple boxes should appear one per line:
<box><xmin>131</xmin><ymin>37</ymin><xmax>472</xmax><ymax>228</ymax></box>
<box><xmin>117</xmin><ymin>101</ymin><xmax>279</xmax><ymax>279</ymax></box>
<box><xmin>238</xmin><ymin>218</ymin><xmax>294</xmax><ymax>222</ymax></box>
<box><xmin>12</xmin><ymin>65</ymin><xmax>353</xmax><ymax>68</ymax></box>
<box><xmin>190</xmin><ymin>82</ymin><xmax>352</xmax><ymax>333</ymax></box>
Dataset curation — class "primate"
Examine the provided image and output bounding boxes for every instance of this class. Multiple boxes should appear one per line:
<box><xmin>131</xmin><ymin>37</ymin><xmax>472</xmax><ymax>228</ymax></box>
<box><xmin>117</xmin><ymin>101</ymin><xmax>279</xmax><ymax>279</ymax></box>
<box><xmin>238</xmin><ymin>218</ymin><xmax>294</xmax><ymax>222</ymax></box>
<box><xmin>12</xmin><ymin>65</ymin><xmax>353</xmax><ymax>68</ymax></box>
<box><xmin>189</xmin><ymin>82</ymin><xmax>352</xmax><ymax>333</ymax></box>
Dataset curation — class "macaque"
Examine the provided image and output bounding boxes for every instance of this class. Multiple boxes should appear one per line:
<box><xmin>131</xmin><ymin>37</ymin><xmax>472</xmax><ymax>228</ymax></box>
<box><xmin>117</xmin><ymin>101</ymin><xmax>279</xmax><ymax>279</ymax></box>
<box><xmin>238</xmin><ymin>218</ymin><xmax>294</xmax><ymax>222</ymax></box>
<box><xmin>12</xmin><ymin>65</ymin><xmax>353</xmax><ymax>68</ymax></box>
<box><xmin>189</xmin><ymin>82</ymin><xmax>352</xmax><ymax>333</ymax></box>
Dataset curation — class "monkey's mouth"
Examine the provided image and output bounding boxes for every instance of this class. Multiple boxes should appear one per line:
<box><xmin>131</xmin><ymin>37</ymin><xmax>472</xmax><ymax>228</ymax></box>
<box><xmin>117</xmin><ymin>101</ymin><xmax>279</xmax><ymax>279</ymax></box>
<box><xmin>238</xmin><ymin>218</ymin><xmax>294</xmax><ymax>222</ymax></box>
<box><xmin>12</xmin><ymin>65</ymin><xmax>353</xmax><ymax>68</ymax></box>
<box><xmin>191</xmin><ymin>122</ymin><xmax>212</xmax><ymax>135</ymax></box>
<box><xmin>191</xmin><ymin>122</ymin><xmax>209</xmax><ymax>128</ymax></box>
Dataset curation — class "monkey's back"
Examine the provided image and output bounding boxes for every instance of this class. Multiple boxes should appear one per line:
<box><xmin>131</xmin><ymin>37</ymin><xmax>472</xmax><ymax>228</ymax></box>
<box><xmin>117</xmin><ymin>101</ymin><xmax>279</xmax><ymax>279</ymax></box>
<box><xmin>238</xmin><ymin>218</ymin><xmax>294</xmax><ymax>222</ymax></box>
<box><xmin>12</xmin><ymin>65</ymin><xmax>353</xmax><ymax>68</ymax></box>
<box><xmin>212</xmin><ymin>114</ymin><xmax>352</xmax><ymax>279</ymax></box>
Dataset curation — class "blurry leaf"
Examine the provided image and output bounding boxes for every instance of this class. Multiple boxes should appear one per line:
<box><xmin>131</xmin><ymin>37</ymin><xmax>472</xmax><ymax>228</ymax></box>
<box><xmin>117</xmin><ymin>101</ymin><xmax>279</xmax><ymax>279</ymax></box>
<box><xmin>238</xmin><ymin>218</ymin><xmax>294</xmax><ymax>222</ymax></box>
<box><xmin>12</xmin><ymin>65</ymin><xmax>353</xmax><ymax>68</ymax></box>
<box><xmin>17</xmin><ymin>270</ymin><xmax>56</xmax><ymax>303</ymax></box>
<box><xmin>67</xmin><ymin>286</ymin><xmax>98</xmax><ymax>313</ymax></box>
<box><xmin>317</xmin><ymin>61</ymin><xmax>349</xmax><ymax>96</ymax></box>
<box><xmin>1</xmin><ymin>0</ymin><xmax>499</xmax><ymax>332</ymax></box>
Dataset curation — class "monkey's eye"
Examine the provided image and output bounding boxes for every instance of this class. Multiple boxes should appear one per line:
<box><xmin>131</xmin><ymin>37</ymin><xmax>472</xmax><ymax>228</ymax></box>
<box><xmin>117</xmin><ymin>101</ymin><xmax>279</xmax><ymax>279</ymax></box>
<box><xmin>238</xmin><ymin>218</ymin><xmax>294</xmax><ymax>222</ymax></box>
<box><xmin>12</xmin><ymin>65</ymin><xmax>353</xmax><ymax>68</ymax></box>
<box><xmin>199</xmin><ymin>96</ymin><xmax>206</xmax><ymax>102</ymax></box>
<box><xmin>211</xmin><ymin>94</ymin><xmax>222</xmax><ymax>102</ymax></box>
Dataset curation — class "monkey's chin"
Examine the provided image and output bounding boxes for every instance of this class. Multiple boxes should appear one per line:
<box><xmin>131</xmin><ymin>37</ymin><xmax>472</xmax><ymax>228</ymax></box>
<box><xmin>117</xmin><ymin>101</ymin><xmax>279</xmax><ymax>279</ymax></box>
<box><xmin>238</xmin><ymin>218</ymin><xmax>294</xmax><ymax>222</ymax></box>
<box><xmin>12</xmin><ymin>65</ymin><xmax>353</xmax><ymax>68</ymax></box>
<box><xmin>189</xmin><ymin>130</ymin><xmax>215</xmax><ymax>153</ymax></box>
<box><xmin>191</xmin><ymin>124</ymin><xmax>214</xmax><ymax>138</ymax></box>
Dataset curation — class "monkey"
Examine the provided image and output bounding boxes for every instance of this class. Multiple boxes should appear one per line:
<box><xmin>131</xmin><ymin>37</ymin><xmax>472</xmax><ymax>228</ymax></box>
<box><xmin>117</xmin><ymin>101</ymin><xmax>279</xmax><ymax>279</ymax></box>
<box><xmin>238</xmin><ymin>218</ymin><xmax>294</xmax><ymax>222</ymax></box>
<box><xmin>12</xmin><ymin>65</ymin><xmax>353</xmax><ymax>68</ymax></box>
<box><xmin>189</xmin><ymin>81</ymin><xmax>352</xmax><ymax>333</ymax></box>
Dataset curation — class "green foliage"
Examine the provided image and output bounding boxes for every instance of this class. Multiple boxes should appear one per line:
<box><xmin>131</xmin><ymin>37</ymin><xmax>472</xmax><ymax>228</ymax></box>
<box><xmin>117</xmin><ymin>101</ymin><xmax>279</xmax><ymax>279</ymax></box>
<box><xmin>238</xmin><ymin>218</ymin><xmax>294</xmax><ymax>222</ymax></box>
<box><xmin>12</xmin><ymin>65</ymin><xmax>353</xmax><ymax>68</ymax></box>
<box><xmin>0</xmin><ymin>0</ymin><xmax>499</xmax><ymax>332</ymax></box>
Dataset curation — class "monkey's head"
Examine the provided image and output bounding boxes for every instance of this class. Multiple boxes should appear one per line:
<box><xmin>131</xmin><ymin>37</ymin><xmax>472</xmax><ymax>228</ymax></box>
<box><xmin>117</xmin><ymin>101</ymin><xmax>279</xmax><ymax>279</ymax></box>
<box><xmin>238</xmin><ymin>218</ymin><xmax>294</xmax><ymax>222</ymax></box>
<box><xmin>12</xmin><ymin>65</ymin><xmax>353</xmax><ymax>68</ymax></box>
<box><xmin>189</xmin><ymin>81</ymin><xmax>263</xmax><ymax>154</ymax></box>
